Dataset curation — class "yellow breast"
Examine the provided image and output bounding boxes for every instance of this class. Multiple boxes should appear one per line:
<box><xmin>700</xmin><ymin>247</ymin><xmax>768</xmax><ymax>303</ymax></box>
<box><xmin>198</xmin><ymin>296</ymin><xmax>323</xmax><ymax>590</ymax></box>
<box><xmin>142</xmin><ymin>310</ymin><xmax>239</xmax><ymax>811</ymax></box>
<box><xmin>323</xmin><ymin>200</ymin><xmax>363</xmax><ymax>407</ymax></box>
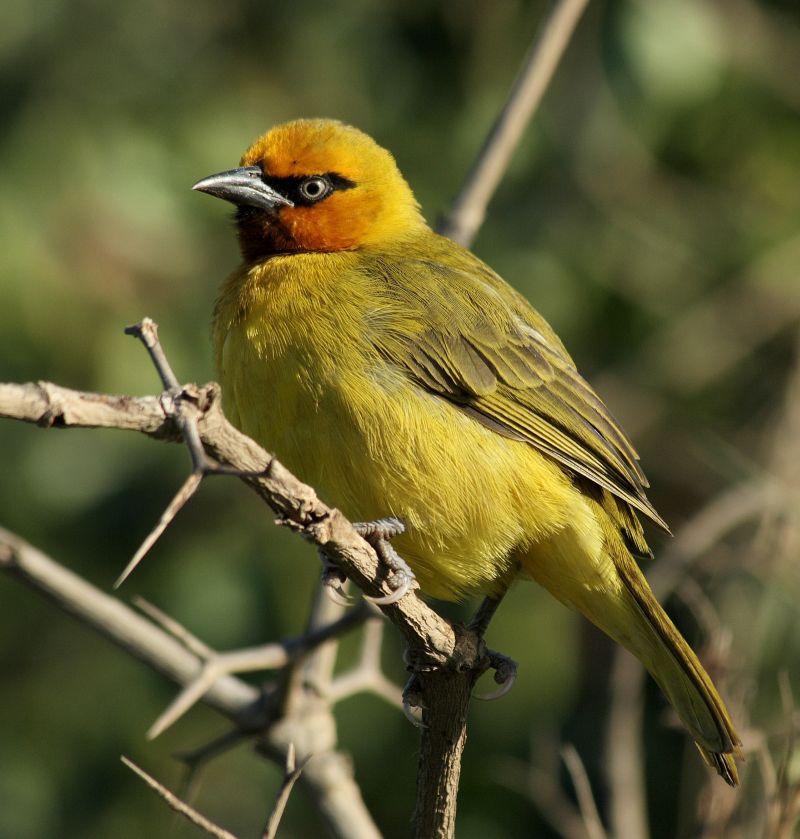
<box><xmin>213</xmin><ymin>252</ymin><xmax>581</xmax><ymax>599</ymax></box>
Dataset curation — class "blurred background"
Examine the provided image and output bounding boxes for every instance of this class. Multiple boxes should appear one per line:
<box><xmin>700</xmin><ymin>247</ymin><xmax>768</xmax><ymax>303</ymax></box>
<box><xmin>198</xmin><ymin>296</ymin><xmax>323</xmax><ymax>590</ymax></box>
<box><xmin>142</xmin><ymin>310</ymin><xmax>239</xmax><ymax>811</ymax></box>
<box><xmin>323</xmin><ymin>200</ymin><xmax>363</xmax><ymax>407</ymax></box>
<box><xmin>1</xmin><ymin>0</ymin><xmax>799</xmax><ymax>836</ymax></box>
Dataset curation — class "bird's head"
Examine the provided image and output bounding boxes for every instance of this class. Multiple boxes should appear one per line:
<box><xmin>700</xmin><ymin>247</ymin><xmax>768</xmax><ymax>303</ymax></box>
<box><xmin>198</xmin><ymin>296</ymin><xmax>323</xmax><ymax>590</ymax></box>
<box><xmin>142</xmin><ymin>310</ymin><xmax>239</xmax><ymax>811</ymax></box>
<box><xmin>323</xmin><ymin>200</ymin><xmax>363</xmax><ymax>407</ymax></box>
<box><xmin>193</xmin><ymin>119</ymin><xmax>425</xmax><ymax>260</ymax></box>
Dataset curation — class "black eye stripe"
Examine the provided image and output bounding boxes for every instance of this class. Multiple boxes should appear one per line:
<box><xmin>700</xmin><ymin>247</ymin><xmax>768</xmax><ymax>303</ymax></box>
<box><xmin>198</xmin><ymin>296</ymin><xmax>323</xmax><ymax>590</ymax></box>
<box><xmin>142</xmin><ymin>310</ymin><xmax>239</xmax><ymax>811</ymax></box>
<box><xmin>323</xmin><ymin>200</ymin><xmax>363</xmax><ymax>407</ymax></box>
<box><xmin>326</xmin><ymin>173</ymin><xmax>357</xmax><ymax>191</ymax></box>
<box><xmin>264</xmin><ymin>172</ymin><xmax>356</xmax><ymax>206</ymax></box>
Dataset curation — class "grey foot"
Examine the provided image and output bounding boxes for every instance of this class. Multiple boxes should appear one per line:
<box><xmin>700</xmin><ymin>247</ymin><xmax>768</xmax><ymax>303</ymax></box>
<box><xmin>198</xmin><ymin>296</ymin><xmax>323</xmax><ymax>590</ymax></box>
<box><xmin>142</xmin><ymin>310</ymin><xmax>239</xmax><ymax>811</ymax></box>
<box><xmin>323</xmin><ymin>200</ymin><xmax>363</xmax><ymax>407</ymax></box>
<box><xmin>353</xmin><ymin>518</ymin><xmax>416</xmax><ymax>605</ymax></box>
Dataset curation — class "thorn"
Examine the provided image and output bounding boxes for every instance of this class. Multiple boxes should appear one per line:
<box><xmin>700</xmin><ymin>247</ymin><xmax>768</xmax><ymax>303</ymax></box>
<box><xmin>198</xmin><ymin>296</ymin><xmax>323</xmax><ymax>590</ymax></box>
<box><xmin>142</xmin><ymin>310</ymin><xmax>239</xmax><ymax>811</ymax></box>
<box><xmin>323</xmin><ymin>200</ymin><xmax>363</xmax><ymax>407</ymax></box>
<box><xmin>114</xmin><ymin>471</ymin><xmax>203</xmax><ymax>588</ymax></box>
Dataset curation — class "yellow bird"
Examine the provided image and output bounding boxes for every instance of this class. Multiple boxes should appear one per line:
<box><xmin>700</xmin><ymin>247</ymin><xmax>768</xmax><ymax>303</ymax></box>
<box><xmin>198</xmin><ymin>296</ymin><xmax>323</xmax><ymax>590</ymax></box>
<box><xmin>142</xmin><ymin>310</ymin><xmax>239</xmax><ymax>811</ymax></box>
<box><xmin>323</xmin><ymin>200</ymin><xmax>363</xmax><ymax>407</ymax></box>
<box><xmin>194</xmin><ymin>118</ymin><xmax>741</xmax><ymax>783</ymax></box>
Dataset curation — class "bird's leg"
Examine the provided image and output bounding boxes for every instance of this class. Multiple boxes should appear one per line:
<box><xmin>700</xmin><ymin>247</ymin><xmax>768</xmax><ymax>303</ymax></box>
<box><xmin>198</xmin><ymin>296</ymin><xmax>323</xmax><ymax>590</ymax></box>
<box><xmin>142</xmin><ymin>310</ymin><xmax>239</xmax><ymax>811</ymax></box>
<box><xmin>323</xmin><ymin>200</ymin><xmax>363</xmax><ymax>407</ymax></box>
<box><xmin>467</xmin><ymin>591</ymin><xmax>507</xmax><ymax>637</ymax></box>
<box><xmin>352</xmin><ymin>517</ymin><xmax>417</xmax><ymax>605</ymax></box>
<box><xmin>468</xmin><ymin>583</ymin><xmax>518</xmax><ymax>701</ymax></box>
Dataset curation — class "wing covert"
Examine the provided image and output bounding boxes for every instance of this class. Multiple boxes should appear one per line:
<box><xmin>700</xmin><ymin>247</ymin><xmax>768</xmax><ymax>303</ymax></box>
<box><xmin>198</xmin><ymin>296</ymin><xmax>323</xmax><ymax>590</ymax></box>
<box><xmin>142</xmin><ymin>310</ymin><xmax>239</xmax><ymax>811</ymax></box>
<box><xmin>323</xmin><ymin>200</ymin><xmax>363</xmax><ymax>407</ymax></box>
<box><xmin>366</xmin><ymin>242</ymin><xmax>668</xmax><ymax>535</ymax></box>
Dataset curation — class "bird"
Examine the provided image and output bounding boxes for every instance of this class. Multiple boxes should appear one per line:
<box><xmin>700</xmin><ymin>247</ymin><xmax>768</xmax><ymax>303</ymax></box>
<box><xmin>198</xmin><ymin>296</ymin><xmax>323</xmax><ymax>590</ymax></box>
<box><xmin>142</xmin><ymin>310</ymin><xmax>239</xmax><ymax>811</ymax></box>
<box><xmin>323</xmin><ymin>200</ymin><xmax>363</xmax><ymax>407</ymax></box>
<box><xmin>193</xmin><ymin>118</ymin><xmax>741</xmax><ymax>784</ymax></box>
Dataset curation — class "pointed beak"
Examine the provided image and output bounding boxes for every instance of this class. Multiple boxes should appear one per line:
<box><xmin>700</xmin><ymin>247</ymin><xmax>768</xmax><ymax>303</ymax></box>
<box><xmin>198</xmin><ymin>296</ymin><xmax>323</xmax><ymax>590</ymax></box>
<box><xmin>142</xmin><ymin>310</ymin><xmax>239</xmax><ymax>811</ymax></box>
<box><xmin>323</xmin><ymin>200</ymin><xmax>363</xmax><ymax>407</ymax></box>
<box><xmin>192</xmin><ymin>166</ymin><xmax>294</xmax><ymax>212</ymax></box>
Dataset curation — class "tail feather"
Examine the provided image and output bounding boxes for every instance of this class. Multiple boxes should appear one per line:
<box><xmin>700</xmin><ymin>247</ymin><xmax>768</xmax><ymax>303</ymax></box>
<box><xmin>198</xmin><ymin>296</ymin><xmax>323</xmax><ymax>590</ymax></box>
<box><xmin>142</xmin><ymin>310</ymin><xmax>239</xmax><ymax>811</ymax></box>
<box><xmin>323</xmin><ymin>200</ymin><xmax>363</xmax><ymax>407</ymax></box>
<box><xmin>523</xmin><ymin>510</ymin><xmax>741</xmax><ymax>785</ymax></box>
<box><xmin>701</xmin><ymin>747</ymin><xmax>740</xmax><ymax>787</ymax></box>
<box><xmin>609</xmin><ymin>546</ymin><xmax>742</xmax><ymax>785</ymax></box>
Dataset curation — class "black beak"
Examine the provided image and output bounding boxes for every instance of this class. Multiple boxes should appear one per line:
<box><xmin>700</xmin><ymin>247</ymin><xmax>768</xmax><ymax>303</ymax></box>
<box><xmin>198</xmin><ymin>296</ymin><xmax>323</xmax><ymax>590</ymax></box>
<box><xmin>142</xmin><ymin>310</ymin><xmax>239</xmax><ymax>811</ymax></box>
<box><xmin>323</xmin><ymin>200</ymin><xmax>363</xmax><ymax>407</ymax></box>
<box><xmin>192</xmin><ymin>166</ymin><xmax>294</xmax><ymax>212</ymax></box>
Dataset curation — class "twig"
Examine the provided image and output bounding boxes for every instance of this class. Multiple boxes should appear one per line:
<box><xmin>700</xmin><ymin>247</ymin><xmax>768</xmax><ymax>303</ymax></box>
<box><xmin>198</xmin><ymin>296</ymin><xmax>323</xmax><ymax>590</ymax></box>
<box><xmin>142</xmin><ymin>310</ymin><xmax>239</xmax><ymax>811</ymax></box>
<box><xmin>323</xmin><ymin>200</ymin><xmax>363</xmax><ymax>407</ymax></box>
<box><xmin>561</xmin><ymin>744</ymin><xmax>608</xmax><ymax>839</ymax></box>
<box><xmin>492</xmin><ymin>732</ymin><xmax>592</xmax><ymax>839</ymax></box>
<box><xmin>606</xmin><ymin>651</ymin><xmax>649</xmax><ymax>839</ymax></box>
<box><xmin>261</xmin><ymin>743</ymin><xmax>309</xmax><ymax>839</ymax></box>
<box><xmin>121</xmin><ymin>756</ymin><xmax>238</xmax><ymax>839</ymax></box>
<box><xmin>328</xmin><ymin>618</ymin><xmax>403</xmax><ymax>707</ymax></box>
<box><xmin>177</xmin><ymin>728</ymin><xmax>251</xmax><ymax>771</ymax></box>
<box><xmin>125</xmin><ymin>319</ymin><xmax>206</xmax><ymax>468</ymax></box>
<box><xmin>119</xmin><ymin>320</ymin><xmax>287</xmax><ymax>583</ymax></box>
<box><xmin>118</xmin><ymin>320</ymin><xmax>227</xmax><ymax>583</ymax></box>
<box><xmin>0</xmin><ymin>380</ymin><xmax>171</xmax><ymax>433</ymax></box>
<box><xmin>0</xmin><ymin>526</ymin><xmax>264</xmax><ymax>727</ymax></box>
<box><xmin>437</xmin><ymin>0</ymin><xmax>589</xmax><ymax>246</ymax></box>
<box><xmin>149</xmin><ymin>602</ymin><xmax>370</xmax><ymax>738</ymax></box>
<box><xmin>259</xmin><ymin>584</ymin><xmax>383</xmax><ymax>839</ymax></box>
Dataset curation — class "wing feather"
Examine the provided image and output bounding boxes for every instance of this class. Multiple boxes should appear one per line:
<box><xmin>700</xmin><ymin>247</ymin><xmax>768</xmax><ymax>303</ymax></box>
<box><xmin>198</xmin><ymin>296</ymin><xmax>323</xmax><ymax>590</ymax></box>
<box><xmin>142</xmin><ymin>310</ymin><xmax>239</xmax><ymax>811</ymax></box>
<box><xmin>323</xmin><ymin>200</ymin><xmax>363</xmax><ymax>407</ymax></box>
<box><xmin>367</xmin><ymin>241</ymin><xmax>669</xmax><ymax>535</ymax></box>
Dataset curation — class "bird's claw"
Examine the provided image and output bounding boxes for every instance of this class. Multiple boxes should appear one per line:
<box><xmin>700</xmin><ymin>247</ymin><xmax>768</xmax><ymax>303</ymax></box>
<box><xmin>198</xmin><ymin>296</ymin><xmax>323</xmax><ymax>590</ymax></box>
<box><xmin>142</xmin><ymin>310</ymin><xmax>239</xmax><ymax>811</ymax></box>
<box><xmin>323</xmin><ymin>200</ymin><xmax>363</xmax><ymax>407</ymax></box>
<box><xmin>364</xmin><ymin>540</ymin><xmax>415</xmax><ymax>604</ymax></box>
<box><xmin>402</xmin><ymin>675</ymin><xmax>426</xmax><ymax>727</ymax></box>
<box><xmin>475</xmin><ymin>650</ymin><xmax>518</xmax><ymax>701</ymax></box>
<box><xmin>323</xmin><ymin>580</ymin><xmax>353</xmax><ymax>607</ymax></box>
<box><xmin>319</xmin><ymin>551</ymin><xmax>353</xmax><ymax>606</ymax></box>
<box><xmin>354</xmin><ymin>518</ymin><xmax>417</xmax><ymax>605</ymax></box>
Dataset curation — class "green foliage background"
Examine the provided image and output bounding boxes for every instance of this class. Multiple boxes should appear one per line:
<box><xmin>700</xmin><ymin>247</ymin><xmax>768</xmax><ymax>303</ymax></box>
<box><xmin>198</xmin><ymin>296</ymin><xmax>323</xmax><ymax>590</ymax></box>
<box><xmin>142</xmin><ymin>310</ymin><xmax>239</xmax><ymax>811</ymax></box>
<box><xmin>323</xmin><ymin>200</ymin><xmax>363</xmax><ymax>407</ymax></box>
<box><xmin>1</xmin><ymin>1</ymin><xmax>799</xmax><ymax>836</ymax></box>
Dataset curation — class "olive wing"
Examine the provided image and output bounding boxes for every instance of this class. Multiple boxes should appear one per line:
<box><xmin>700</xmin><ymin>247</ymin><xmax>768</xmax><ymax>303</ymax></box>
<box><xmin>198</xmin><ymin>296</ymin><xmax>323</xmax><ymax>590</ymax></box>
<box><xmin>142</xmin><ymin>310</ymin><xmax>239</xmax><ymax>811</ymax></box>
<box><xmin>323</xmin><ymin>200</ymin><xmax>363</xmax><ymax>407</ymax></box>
<box><xmin>368</xmin><ymin>251</ymin><xmax>669</xmax><ymax>541</ymax></box>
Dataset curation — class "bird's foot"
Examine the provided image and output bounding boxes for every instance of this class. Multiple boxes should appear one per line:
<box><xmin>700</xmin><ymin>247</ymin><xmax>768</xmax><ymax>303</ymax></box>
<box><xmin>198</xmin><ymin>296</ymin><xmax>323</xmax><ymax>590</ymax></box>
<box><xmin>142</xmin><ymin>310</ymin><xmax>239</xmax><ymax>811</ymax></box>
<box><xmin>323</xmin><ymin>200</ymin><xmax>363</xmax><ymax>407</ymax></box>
<box><xmin>353</xmin><ymin>517</ymin><xmax>417</xmax><ymax>605</ymax></box>
<box><xmin>475</xmin><ymin>649</ymin><xmax>518</xmax><ymax>701</ymax></box>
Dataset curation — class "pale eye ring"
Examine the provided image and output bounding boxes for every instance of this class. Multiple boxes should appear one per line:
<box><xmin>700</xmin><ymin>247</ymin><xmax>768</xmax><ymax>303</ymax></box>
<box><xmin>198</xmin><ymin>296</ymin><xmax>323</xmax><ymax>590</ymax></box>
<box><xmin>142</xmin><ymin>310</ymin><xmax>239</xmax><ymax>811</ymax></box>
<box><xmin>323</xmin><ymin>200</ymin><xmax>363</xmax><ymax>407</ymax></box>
<box><xmin>299</xmin><ymin>176</ymin><xmax>331</xmax><ymax>203</ymax></box>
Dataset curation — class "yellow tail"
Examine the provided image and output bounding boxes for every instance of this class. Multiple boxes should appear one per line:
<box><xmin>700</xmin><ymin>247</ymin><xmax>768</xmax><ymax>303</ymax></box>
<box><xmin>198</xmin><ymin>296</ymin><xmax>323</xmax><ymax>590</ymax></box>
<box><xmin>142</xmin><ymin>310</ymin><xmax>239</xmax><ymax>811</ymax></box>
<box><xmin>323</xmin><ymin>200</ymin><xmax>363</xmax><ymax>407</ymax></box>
<box><xmin>612</xmin><ymin>549</ymin><xmax>741</xmax><ymax>785</ymax></box>
<box><xmin>523</xmin><ymin>521</ymin><xmax>741</xmax><ymax>785</ymax></box>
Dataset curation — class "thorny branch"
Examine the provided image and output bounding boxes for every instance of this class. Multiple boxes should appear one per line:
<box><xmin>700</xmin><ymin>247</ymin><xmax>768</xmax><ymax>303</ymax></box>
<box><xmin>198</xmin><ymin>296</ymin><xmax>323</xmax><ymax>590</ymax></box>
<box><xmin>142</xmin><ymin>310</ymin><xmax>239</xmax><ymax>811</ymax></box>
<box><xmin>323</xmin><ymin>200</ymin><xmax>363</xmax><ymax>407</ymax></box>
<box><xmin>0</xmin><ymin>361</ymin><xmax>493</xmax><ymax>839</ymax></box>
<box><xmin>0</xmin><ymin>527</ymin><xmax>380</xmax><ymax>839</ymax></box>
<box><xmin>0</xmin><ymin>374</ymin><xmax>461</xmax><ymax>664</ymax></box>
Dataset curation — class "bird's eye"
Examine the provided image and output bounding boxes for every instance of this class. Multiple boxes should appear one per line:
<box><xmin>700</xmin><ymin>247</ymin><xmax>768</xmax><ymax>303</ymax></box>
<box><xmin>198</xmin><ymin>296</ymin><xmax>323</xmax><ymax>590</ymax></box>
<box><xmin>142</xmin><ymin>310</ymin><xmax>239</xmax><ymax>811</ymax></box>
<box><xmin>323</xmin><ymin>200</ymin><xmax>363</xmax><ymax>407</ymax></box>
<box><xmin>298</xmin><ymin>176</ymin><xmax>331</xmax><ymax>203</ymax></box>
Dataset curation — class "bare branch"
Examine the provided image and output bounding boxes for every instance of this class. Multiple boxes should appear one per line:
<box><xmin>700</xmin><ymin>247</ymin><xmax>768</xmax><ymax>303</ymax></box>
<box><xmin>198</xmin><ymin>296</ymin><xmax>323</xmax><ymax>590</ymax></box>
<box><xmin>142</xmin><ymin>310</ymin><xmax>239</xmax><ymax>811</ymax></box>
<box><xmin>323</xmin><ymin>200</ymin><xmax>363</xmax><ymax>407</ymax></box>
<box><xmin>0</xmin><ymin>527</ymin><xmax>383</xmax><ymax>839</ymax></box>
<box><xmin>125</xmin><ymin>319</ymin><xmax>181</xmax><ymax>390</ymax></box>
<box><xmin>126</xmin><ymin>318</ymin><xmax>209</xmax><ymax>474</ymax></box>
<box><xmin>437</xmin><ymin>0</ymin><xmax>589</xmax><ymax>246</ymax></box>
<box><xmin>177</xmin><ymin>728</ymin><xmax>251</xmax><ymax>773</ymax></box>
<box><xmin>121</xmin><ymin>756</ymin><xmax>238</xmax><ymax>839</ymax></box>
<box><xmin>259</xmin><ymin>585</ymin><xmax>384</xmax><ymax>839</ymax></box>
<box><xmin>0</xmin><ymin>376</ymin><xmax>458</xmax><ymax>663</ymax></box>
<box><xmin>149</xmin><ymin>602</ymin><xmax>369</xmax><ymax>739</ymax></box>
<box><xmin>329</xmin><ymin>618</ymin><xmax>403</xmax><ymax>707</ymax></box>
<box><xmin>0</xmin><ymin>381</ymin><xmax>172</xmax><ymax>435</ymax></box>
<box><xmin>0</xmin><ymin>527</ymin><xmax>264</xmax><ymax>728</ymax></box>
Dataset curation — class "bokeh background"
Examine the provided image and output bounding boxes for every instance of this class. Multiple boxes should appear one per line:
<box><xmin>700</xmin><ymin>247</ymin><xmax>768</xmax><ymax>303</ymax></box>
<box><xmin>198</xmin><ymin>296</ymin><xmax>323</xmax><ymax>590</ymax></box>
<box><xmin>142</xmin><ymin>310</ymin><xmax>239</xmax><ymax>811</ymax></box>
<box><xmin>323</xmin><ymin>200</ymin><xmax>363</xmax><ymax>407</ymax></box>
<box><xmin>2</xmin><ymin>0</ymin><xmax>799</xmax><ymax>837</ymax></box>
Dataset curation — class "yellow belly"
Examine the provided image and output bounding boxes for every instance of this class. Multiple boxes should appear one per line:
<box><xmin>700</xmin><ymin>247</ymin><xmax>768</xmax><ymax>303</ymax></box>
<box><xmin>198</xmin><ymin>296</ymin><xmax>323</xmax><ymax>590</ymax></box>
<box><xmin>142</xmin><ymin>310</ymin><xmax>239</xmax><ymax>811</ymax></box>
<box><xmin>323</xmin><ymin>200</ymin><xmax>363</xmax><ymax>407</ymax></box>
<box><xmin>219</xmin><ymin>314</ymin><xmax>585</xmax><ymax>600</ymax></box>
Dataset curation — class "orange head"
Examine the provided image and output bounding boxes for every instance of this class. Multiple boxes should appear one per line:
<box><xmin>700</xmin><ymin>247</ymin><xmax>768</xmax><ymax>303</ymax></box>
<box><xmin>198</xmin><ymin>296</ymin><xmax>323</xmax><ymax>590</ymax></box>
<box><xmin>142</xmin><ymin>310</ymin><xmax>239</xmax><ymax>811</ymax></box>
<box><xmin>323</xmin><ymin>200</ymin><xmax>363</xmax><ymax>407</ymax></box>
<box><xmin>193</xmin><ymin>119</ymin><xmax>426</xmax><ymax>260</ymax></box>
